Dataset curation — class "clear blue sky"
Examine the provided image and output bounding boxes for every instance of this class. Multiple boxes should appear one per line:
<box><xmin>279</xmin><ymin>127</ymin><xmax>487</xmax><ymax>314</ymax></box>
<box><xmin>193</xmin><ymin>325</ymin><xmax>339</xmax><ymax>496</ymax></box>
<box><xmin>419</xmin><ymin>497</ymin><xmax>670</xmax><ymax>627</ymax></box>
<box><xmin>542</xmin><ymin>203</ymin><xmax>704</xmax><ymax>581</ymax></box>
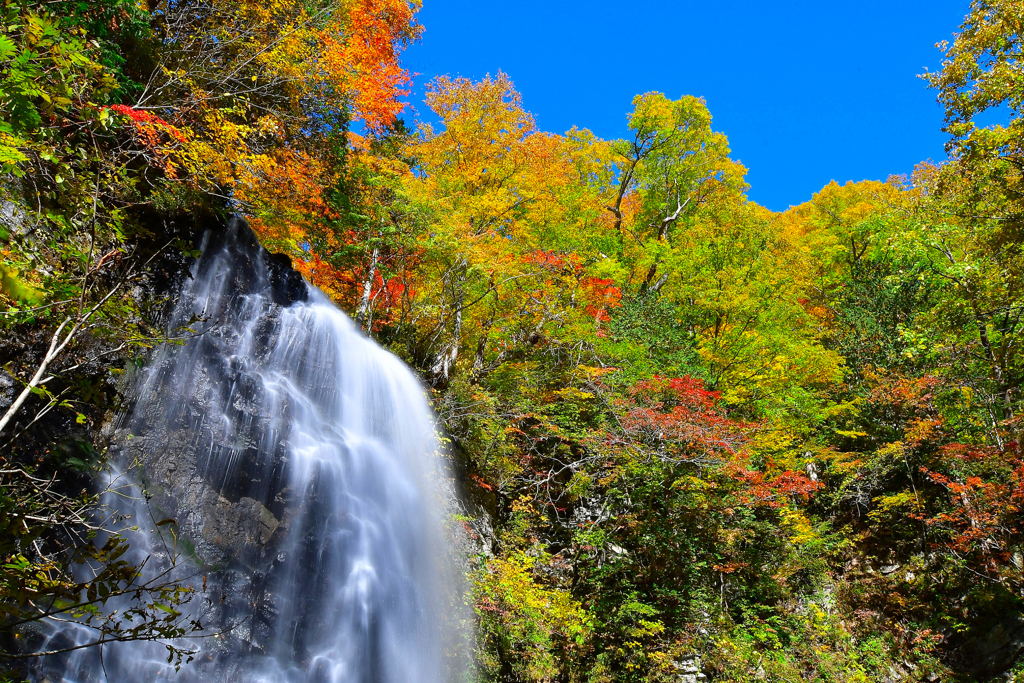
<box><xmin>401</xmin><ymin>1</ymin><xmax>970</xmax><ymax>212</ymax></box>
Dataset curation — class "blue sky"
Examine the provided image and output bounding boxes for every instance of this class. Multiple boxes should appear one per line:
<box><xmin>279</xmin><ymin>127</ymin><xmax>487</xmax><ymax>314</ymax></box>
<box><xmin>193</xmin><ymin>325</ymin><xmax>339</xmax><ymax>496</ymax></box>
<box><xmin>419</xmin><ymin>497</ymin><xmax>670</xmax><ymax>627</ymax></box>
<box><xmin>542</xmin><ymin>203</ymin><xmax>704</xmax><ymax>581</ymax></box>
<box><xmin>401</xmin><ymin>1</ymin><xmax>970</xmax><ymax>212</ymax></box>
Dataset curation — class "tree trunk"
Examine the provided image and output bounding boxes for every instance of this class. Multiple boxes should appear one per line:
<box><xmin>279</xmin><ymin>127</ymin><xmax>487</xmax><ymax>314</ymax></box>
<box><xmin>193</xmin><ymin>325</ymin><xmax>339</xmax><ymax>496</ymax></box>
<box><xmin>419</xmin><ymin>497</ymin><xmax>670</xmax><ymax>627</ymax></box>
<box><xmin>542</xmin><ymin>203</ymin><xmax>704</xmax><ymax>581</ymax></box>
<box><xmin>355</xmin><ymin>245</ymin><xmax>379</xmax><ymax>329</ymax></box>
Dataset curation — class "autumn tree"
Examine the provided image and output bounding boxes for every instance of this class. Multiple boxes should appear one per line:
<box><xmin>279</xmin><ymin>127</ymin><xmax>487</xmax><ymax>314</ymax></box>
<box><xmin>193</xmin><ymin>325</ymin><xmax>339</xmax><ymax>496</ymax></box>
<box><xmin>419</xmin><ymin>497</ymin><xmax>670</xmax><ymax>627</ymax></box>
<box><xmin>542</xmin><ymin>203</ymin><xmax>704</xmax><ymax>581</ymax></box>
<box><xmin>402</xmin><ymin>73</ymin><xmax>611</xmax><ymax>383</ymax></box>
<box><xmin>925</xmin><ymin>0</ymin><xmax>1024</xmax><ymax>225</ymax></box>
<box><xmin>604</xmin><ymin>92</ymin><xmax>745</xmax><ymax>291</ymax></box>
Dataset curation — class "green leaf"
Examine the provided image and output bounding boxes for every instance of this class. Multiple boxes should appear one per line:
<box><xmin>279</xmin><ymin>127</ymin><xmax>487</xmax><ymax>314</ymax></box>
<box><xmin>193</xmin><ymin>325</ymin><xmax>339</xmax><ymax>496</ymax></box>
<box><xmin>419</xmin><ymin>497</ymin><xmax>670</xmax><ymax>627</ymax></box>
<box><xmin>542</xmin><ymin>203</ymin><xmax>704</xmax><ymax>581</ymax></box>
<box><xmin>0</xmin><ymin>34</ymin><xmax>15</xmax><ymax>60</ymax></box>
<box><xmin>0</xmin><ymin>264</ymin><xmax>43</xmax><ymax>303</ymax></box>
<box><xmin>154</xmin><ymin>603</ymin><xmax>181</xmax><ymax>616</ymax></box>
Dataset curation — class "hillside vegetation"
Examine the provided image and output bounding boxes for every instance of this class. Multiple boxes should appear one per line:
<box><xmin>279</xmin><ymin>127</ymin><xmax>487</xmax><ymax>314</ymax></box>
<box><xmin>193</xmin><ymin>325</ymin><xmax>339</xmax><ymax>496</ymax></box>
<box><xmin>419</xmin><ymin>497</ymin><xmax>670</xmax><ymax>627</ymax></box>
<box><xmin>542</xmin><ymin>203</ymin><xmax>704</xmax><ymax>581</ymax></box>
<box><xmin>2</xmin><ymin>0</ymin><xmax>1024</xmax><ymax>681</ymax></box>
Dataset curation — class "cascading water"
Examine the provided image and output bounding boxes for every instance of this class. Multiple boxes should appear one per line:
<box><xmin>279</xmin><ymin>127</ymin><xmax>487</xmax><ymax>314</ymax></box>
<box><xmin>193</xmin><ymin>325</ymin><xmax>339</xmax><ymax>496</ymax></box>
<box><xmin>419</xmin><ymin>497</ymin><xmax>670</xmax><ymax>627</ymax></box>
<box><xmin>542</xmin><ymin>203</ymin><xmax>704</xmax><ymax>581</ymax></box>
<box><xmin>34</xmin><ymin>219</ymin><xmax>463</xmax><ymax>682</ymax></box>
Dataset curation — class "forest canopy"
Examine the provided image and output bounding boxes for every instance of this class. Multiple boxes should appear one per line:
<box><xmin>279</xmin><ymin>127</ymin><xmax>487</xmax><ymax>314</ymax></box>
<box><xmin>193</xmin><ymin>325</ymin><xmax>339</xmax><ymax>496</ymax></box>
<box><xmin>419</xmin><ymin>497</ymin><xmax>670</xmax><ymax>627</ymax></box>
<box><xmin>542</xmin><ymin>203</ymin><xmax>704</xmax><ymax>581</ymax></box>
<box><xmin>2</xmin><ymin>0</ymin><xmax>1024</xmax><ymax>681</ymax></box>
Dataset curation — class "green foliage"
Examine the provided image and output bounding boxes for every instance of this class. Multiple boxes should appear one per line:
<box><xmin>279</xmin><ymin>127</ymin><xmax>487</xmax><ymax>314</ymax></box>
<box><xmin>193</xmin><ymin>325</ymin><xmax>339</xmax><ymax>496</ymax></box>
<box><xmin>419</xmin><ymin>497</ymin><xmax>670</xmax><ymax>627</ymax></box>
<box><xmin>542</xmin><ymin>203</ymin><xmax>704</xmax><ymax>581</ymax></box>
<box><xmin>605</xmin><ymin>293</ymin><xmax>701</xmax><ymax>383</ymax></box>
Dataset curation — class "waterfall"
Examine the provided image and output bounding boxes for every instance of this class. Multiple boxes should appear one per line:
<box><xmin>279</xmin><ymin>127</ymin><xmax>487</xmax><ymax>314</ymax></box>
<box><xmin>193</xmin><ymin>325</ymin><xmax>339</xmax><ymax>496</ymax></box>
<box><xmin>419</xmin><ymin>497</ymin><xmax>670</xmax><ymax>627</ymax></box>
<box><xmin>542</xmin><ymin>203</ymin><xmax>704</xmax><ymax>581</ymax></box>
<box><xmin>33</xmin><ymin>219</ymin><xmax>463</xmax><ymax>682</ymax></box>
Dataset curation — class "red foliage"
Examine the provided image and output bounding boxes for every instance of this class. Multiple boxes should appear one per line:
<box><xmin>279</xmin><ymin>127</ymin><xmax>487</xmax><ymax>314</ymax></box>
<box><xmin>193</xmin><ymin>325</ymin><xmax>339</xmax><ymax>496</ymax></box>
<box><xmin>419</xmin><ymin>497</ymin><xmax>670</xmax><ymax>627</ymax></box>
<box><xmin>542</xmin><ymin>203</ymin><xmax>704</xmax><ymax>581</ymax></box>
<box><xmin>918</xmin><ymin>443</ymin><xmax>1024</xmax><ymax>570</ymax></box>
<box><xmin>106</xmin><ymin>104</ymin><xmax>187</xmax><ymax>145</ymax></box>
<box><xmin>728</xmin><ymin>466</ymin><xmax>821</xmax><ymax>508</ymax></box>
<box><xmin>614</xmin><ymin>375</ymin><xmax>821</xmax><ymax>506</ymax></box>
<box><xmin>526</xmin><ymin>249</ymin><xmax>577</xmax><ymax>271</ymax></box>
<box><xmin>105</xmin><ymin>105</ymin><xmax>188</xmax><ymax>177</ymax></box>
<box><xmin>617</xmin><ymin>376</ymin><xmax>746</xmax><ymax>457</ymax></box>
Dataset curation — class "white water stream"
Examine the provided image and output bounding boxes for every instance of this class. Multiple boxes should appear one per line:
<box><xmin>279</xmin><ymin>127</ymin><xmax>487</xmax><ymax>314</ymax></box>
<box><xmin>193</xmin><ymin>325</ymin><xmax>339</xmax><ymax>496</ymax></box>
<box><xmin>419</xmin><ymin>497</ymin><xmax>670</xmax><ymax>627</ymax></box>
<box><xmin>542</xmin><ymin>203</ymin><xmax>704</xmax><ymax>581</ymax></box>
<box><xmin>35</xmin><ymin>220</ymin><xmax>461</xmax><ymax>682</ymax></box>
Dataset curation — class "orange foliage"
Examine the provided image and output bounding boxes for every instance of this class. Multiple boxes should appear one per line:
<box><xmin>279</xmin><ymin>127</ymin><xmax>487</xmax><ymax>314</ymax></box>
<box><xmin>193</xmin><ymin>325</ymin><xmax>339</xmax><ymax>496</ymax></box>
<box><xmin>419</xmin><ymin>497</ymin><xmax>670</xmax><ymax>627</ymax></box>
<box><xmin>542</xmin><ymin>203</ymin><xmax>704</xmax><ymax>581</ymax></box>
<box><xmin>175</xmin><ymin>0</ymin><xmax>422</xmax><ymax>264</ymax></box>
<box><xmin>235</xmin><ymin>147</ymin><xmax>336</xmax><ymax>258</ymax></box>
<box><xmin>319</xmin><ymin>0</ymin><xmax>422</xmax><ymax>132</ymax></box>
<box><xmin>582</xmin><ymin>277</ymin><xmax>622</xmax><ymax>323</ymax></box>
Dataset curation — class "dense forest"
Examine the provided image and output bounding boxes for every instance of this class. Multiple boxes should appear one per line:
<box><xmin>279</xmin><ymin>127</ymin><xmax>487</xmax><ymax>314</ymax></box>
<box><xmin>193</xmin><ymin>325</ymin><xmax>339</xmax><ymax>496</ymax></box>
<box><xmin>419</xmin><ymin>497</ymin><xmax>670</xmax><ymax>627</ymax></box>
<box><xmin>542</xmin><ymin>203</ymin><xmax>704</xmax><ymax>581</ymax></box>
<box><xmin>1</xmin><ymin>0</ymin><xmax>1024</xmax><ymax>680</ymax></box>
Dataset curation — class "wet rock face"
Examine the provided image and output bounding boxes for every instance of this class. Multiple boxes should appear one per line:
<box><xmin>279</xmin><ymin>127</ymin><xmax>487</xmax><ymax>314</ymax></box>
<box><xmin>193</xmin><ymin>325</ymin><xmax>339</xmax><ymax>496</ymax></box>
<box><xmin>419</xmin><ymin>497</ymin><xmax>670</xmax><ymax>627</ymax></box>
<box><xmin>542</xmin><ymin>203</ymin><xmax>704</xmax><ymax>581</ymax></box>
<box><xmin>116</xmin><ymin>218</ymin><xmax>302</xmax><ymax>571</ymax></box>
<box><xmin>116</xmin><ymin>430</ymin><xmax>286</xmax><ymax>570</ymax></box>
<box><xmin>198</xmin><ymin>222</ymin><xmax>307</xmax><ymax>308</ymax></box>
<box><xmin>265</xmin><ymin>252</ymin><xmax>307</xmax><ymax>307</ymax></box>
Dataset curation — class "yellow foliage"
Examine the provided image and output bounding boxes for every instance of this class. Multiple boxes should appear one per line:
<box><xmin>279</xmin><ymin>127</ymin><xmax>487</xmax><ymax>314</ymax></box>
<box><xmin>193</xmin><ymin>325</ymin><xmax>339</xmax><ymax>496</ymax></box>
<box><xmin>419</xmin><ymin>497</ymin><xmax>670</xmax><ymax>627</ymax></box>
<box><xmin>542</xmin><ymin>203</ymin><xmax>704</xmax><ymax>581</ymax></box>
<box><xmin>474</xmin><ymin>551</ymin><xmax>591</xmax><ymax>682</ymax></box>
